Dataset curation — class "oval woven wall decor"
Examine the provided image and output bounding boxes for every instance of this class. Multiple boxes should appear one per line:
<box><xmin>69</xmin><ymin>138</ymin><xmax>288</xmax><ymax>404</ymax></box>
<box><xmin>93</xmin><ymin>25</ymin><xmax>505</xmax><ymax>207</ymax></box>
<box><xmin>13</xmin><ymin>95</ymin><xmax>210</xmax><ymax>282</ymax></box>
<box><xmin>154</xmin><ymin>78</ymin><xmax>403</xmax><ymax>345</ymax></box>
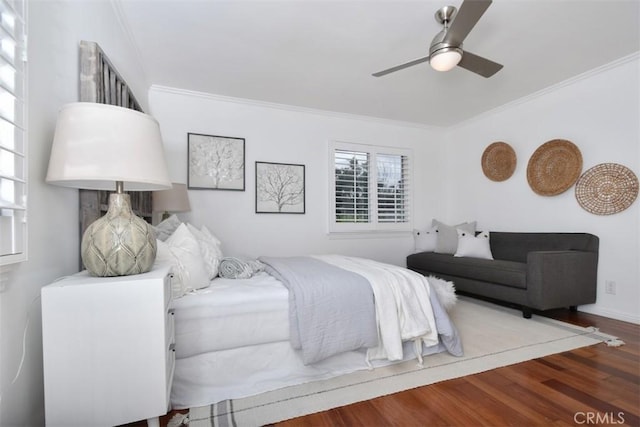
<box><xmin>481</xmin><ymin>141</ymin><xmax>516</xmax><ymax>182</ymax></box>
<box><xmin>575</xmin><ymin>163</ymin><xmax>639</xmax><ymax>215</ymax></box>
<box><xmin>527</xmin><ymin>139</ymin><xmax>583</xmax><ymax>196</ymax></box>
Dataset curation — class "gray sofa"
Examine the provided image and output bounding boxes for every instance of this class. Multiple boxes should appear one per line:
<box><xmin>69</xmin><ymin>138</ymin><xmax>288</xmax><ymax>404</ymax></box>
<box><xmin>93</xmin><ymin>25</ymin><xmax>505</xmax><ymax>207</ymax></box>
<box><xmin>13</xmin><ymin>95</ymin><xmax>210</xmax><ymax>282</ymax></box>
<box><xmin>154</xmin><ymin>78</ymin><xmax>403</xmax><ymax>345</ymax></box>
<box><xmin>407</xmin><ymin>232</ymin><xmax>599</xmax><ymax>318</ymax></box>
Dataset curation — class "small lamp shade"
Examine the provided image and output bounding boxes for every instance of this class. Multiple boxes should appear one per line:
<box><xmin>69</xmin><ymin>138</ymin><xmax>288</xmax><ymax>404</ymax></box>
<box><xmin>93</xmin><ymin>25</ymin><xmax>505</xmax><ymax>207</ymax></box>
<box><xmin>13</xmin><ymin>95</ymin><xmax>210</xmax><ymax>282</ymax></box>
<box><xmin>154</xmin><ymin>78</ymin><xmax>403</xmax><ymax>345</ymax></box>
<box><xmin>153</xmin><ymin>183</ymin><xmax>191</xmax><ymax>217</ymax></box>
<box><xmin>46</xmin><ymin>102</ymin><xmax>172</xmax><ymax>277</ymax></box>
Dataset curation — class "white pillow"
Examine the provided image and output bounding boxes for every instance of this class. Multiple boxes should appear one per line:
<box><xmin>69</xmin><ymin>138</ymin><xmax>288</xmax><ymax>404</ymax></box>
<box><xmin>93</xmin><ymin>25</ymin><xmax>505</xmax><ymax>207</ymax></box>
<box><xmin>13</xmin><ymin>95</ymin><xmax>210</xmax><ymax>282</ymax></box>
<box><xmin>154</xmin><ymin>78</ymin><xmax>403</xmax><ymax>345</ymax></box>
<box><xmin>433</xmin><ymin>220</ymin><xmax>477</xmax><ymax>255</ymax></box>
<box><xmin>153</xmin><ymin>214</ymin><xmax>182</xmax><ymax>241</ymax></box>
<box><xmin>454</xmin><ymin>230</ymin><xmax>494</xmax><ymax>260</ymax></box>
<box><xmin>187</xmin><ymin>223</ymin><xmax>223</xmax><ymax>279</ymax></box>
<box><xmin>155</xmin><ymin>223</ymin><xmax>210</xmax><ymax>298</ymax></box>
<box><xmin>413</xmin><ymin>226</ymin><xmax>437</xmax><ymax>252</ymax></box>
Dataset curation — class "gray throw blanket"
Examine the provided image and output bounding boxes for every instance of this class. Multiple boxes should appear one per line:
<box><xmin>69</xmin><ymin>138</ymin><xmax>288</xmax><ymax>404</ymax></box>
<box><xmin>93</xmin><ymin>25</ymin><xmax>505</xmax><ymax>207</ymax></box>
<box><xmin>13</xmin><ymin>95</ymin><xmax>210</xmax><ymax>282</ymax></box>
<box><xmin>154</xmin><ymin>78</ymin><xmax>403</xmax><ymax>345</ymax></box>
<box><xmin>259</xmin><ymin>256</ymin><xmax>378</xmax><ymax>365</ymax></box>
<box><xmin>218</xmin><ymin>257</ymin><xmax>265</xmax><ymax>279</ymax></box>
<box><xmin>427</xmin><ymin>284</ymin><xmax>463</xmax><ymax>357</ymax></box>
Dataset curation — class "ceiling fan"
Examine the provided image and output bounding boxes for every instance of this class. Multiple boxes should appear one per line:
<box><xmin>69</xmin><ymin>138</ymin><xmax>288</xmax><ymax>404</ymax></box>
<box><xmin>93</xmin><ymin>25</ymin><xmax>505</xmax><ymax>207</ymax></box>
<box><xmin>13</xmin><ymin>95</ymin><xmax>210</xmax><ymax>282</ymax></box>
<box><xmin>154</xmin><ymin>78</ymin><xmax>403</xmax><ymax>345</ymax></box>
<box><xmin>372</xmin><ymin>0</ymin><xmax>503</xmax><ymax>78</ymax></box>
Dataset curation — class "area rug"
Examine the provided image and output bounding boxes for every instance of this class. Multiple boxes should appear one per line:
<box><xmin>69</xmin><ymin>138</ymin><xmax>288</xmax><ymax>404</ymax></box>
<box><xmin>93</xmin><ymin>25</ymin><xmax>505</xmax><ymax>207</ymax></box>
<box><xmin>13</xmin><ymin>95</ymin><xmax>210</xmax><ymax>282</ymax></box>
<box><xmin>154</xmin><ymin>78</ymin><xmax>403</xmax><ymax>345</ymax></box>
<box><xmin>188</xmin><ymin>297</ymin><xmax>621</xmax><ymax>427</ymax></box>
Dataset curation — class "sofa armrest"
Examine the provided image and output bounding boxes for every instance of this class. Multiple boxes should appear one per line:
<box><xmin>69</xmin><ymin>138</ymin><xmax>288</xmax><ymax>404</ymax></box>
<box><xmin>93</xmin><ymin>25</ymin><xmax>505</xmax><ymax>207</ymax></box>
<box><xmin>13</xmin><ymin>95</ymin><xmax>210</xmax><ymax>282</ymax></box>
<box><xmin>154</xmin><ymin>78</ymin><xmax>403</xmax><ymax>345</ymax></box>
<box><xmin>526</xmin><ymin>250</ymin><xmax>598</xmax><ymax>310</ymax></box>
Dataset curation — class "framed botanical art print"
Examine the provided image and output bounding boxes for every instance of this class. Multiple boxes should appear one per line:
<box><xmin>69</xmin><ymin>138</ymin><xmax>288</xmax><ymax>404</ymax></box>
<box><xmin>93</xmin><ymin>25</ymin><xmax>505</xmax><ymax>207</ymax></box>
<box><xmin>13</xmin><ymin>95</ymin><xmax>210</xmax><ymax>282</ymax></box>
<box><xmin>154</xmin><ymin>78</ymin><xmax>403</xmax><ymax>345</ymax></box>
<box><xmin>255</xmin><ymin>161</ymin><xmax>305</xmax><ymax>214</ymax></box>
<box><xmin>188</xmin><ymin>133</ymin><xmax>245</xmax><ymax>190</ymax></box>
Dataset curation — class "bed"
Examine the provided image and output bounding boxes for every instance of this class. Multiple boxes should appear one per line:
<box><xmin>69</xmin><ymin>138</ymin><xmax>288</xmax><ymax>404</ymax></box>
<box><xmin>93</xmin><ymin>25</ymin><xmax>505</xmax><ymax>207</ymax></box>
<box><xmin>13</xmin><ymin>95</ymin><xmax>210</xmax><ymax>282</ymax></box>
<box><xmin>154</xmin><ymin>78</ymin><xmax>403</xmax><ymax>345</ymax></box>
<box><xmin>153</xmin><ymin>216</ymin><xmax>462</xmax><ymax>409</ymax></box>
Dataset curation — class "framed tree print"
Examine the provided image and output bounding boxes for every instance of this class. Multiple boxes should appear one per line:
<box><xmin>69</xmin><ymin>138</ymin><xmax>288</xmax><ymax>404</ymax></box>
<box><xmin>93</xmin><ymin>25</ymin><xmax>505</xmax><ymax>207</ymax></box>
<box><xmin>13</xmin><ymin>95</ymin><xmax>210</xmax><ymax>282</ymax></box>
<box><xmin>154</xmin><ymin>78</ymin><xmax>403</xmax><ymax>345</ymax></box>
<box><xmin>255</xmin><ymin>161</ymin><xmax>305</xmax><ymax>214</ymax></box>
<box><xmin>188</xmin><ymin>133</ymin><xmax>245</xmax><ymax>190</ymax></box>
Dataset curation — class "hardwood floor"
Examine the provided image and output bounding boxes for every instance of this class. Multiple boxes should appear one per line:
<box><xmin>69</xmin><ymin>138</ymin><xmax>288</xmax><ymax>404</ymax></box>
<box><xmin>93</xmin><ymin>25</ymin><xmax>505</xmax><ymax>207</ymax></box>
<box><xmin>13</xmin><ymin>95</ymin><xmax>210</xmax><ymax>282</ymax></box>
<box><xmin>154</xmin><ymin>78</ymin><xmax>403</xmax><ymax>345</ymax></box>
<box><xmin>124</xmin><ymin>306</ymin><xmax>639</xmax><ymax>427</ymax></box>
<box><xmin>274</xmin><ymin>307</ymin><xmax>640</xmax><ymax>427</ymax></box>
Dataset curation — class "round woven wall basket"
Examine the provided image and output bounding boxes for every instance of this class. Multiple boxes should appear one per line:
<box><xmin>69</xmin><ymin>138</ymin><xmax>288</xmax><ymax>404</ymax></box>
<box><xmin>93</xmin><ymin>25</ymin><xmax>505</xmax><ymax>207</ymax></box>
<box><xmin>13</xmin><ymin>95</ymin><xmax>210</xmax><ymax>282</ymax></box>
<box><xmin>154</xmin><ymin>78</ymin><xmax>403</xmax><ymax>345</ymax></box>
<box><xmin>481</xmin><ymin>142</ymin><xmax>516</xmax><ymax>182</ymax></box>
<box><xmin>575</xmin><ymin>163</ymin><xmax>639</xmax><ymax>215</ymax></box>
<box><xmin>527</xmin><ymin>139</ymin><xmax>582</xmax><ymax>196</ymax></box>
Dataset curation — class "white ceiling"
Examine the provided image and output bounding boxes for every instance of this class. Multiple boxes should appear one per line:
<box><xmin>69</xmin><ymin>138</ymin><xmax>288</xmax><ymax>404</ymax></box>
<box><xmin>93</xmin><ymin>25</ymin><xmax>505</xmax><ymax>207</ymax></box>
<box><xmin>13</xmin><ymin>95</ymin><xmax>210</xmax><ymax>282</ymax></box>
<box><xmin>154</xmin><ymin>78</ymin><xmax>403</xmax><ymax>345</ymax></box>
<box><xmin>115</xmin><ymin>0</ymin><xmax>640</xmax><ymax>127</ymax></box>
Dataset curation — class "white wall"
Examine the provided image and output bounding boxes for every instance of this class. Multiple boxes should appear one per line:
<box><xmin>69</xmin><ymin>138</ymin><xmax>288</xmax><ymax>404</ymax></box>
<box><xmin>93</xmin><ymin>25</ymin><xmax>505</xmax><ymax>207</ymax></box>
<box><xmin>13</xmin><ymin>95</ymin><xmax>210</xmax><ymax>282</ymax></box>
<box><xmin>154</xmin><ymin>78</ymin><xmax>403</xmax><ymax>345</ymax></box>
<box><xmin>149</xmin><ymin>87</ymin><xmax>443</xmax><ymax>267</ymax></box>
<box><xmin>0</xmin><ymin>1</ymin><xmax>149</xmax><ymax>425</ymax></box>
<box><xmin>443</xmin><ymin>56</ymin><xmax>640</xmax><ymax>323</ymax></box>
<box><xmin>151</xmin><ymin>57</ymin><xmax>639</xmax><ymax>324</ymax></box>
<box><xmin>5</xmin><ymin>3</ymin><xmax>637</xmax><ymax>423</ymax></box>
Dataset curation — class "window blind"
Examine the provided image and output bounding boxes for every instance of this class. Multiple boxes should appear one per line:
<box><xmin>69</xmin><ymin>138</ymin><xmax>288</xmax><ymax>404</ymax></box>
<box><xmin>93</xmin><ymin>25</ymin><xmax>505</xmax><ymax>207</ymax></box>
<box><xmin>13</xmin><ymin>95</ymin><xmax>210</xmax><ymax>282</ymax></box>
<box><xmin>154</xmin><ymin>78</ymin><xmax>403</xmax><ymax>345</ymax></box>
<box><xmin>0</xmin><ymin>0</ymin><xmax>26</xmax><ymax>264</ymax></box>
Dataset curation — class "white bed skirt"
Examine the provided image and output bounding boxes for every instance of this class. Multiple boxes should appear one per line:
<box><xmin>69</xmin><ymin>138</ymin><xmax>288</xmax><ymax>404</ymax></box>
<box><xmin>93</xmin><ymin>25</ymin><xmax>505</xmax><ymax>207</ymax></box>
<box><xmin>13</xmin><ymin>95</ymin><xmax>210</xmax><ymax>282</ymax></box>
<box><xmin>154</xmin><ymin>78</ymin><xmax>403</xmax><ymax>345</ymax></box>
<box><xmin>171</xmin><ymin>338</ymin><xmax>446</xmax><ymax>409</ymax></box>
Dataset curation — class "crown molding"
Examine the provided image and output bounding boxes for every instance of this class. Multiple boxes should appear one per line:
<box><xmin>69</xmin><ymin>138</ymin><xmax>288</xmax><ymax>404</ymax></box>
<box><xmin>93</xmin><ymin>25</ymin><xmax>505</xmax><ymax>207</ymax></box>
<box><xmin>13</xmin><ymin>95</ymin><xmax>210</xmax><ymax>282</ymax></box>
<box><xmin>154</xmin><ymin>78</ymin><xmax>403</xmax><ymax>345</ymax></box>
<box><xmin>149</xmin><ymin>85</ymin><xmax>443</xmax><ymax>132</ymax></box>
<box><xmin>451</xmin><ymin>52</ymin><xmax>640</xmax><ymax>130</ymax></box>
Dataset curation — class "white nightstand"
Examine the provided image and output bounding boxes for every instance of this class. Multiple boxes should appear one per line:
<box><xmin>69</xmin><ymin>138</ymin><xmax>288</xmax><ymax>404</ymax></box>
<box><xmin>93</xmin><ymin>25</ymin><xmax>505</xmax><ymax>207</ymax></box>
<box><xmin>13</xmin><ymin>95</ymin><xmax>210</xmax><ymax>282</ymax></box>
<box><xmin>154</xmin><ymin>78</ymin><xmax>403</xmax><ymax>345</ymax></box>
<box><xmin>42</xmin><ymin>265</ymin><xmax>175</xmax><ymax>427</ymax></box>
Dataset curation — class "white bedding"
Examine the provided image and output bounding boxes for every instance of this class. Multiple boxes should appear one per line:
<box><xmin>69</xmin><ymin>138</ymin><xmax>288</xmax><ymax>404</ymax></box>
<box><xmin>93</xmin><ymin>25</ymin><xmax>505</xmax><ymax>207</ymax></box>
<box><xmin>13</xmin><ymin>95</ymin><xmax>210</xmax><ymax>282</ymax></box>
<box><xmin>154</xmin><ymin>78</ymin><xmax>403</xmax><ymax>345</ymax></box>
<box><xmin>170</xmin><ymin>257</ymin><xmax>460</xmax><ymax>409</ymax></box>
<box><xmin>170</xmin><ymin>272</ymin><xmax>289</xmax><ymax>358</ymax></box>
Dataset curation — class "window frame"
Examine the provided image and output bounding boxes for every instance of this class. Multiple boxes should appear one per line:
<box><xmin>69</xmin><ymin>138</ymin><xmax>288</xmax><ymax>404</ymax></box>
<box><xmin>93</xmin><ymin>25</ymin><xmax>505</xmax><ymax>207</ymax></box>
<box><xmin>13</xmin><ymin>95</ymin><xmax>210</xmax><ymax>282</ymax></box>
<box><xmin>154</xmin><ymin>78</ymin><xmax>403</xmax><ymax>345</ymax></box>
<box><xmin>328</xmin><ymin>140</ymin><xmax>413</xmax><ymax>235</ymax></box>
<box><xmin>0</xmin><ymin>0</ymin><xmax>27</xmax><ymax>266</ymax></box>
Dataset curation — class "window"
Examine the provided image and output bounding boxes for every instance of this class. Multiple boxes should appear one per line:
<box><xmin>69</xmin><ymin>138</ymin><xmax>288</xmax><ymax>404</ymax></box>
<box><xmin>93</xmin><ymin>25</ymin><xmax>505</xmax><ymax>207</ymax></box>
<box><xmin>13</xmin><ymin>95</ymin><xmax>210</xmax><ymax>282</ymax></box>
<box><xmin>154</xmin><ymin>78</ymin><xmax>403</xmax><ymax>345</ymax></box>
<box><xmin>329</xmin><ymin>141</ymin><xmax>412</xmax><ymax>233</ymax></box>
<box><xmin>0</xmin><ymin>0</ymin><xmax>26</xmax><ymax>265</ymax></box>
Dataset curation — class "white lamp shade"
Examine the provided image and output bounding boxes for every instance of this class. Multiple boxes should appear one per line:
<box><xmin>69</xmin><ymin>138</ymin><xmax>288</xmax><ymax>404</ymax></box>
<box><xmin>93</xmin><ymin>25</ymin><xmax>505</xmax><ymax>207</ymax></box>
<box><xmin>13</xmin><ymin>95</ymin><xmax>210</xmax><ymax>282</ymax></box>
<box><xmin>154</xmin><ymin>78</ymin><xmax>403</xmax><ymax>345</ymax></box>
<box><xmin>430</xmin><ymin>49</ymin><xmax>462</xmax><ymax>72</ymax></box>
<box><xmin>153</xmin><ymin>183</ymin><xmax>191</xmax><ymax>213</ymax></box>
<box><xmin>46</xmin><ymin>102</ymin><xmax>172</xmax><ymax>191</ymax></box>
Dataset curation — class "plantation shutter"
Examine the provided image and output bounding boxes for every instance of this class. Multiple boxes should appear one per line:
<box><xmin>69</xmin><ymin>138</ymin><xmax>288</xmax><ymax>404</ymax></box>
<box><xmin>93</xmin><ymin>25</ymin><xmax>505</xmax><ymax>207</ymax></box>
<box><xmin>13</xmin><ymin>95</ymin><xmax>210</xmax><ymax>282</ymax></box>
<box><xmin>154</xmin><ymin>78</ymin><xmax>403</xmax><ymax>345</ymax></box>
<box><xmin>334</xmin><ymin>149</ymin><xmax>369</xmax><ymax>223</ymax></box>
<box><xmin>0</xmin><ymin>0</ymin><xmax>26</xmax><ymax>264</ymax></box>
<box><xmin>331</xmin><ymin>142</ymin><xmax>412</xmax><ymax>232</ymax></box>
<box><xmin>376</xmin><ymin>153</ymin><xmax>410</xmax><ymax>224</ymax></box>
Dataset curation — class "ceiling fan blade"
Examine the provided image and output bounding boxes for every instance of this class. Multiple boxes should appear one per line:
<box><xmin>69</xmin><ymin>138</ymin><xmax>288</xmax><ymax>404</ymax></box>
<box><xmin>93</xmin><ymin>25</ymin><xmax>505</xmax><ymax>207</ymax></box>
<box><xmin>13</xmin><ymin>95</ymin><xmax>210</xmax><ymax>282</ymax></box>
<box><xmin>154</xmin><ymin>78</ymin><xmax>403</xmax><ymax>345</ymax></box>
<box><xmin>457</xmin><ymin>50</ymin><xmax>503</xmax><ymax>78</ymax></box>
<box><xmin>443</xmin><ymin>0</ymin><xmax>492</xmax><ymax>46</ymax></box>
<box><xmin>372</xmin><ymin>55</ymin><xmax>430</xmax><ymax>77</ymax></box>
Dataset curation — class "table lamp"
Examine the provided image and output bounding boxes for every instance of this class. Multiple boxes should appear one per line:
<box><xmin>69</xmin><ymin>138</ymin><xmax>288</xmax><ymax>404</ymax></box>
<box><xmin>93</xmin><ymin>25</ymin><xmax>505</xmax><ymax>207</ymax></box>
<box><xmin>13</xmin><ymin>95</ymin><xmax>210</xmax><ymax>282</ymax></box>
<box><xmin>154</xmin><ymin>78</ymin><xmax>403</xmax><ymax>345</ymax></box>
<box><xmin>46</xmin><ymin>102</ymin><xmax>172</xmax><ymax>277</ymax></box>
<box><xmin>153</xmin><ymin>183</ymin><xmax>191</xmax><ymax>221</ymax></box>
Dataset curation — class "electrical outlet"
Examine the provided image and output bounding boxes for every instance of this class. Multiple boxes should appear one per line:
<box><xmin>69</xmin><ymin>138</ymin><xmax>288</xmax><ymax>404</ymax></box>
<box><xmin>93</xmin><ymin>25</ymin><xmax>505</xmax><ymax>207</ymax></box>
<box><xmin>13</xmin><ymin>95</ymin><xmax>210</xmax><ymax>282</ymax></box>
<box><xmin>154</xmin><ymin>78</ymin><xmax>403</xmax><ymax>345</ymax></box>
<box><xmin>605</xmin><ymin>280</ymin><xmax>616</xmax><ymax>295</ymax></box>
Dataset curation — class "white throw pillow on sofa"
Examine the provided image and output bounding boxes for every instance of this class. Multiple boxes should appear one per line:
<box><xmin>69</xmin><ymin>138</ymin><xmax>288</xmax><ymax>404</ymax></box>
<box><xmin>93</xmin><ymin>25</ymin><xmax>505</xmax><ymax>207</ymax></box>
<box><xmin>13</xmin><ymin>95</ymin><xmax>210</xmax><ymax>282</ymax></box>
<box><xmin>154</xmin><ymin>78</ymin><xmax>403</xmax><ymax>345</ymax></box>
<box><xmin>413</xmin><ymin>226</ymin><xmax>437</xmax><ymax>252</ymax></box>
<box><xmin>433</xmin><ymin>220</ymin><xmax>477</xmax><ymax>255</ymax></box>
<box><xmin>454</xmin><ymin>230</ymin><xmax>494</xmax><ymax>260</ymax></box>
<box><xmin>155</xmin><ymin>223</ymin><xmax>210</xmax><ymax>298</ymax></box>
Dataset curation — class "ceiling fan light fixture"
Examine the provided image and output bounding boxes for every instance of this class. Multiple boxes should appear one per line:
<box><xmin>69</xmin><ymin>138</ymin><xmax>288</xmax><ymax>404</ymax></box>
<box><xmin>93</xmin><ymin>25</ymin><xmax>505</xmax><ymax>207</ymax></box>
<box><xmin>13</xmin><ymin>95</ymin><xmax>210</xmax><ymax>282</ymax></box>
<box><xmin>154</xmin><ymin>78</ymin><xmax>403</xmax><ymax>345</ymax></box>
<box><xmin>430</xmin><ymin>47</ymin><xmax>462</xmax><ymax>72</ymax></box>
<box><xmin>372</xmin><ymin>0</ymin><xmax>502</xmax><ymax>78</ymax></box>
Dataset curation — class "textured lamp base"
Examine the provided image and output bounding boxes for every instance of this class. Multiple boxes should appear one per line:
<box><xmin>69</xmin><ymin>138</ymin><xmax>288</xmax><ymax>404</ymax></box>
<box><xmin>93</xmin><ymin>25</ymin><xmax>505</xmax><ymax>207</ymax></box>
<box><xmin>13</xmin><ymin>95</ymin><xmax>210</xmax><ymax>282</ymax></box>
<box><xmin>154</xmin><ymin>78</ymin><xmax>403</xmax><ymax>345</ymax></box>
<box><xmin>81</xmin><ymin>193</ymin><xmax>157</xmax><ymax>276</ymax></box>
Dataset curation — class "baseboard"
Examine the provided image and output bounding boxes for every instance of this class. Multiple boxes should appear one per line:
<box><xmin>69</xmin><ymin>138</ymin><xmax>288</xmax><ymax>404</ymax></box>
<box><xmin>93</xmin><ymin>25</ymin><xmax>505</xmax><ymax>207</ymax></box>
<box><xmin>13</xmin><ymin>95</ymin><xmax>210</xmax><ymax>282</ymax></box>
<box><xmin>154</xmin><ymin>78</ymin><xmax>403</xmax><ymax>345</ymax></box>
<box><xmin>580</xmin><ymin>306</ymin><xmax>640</xmax><ymax>325</ymax></box>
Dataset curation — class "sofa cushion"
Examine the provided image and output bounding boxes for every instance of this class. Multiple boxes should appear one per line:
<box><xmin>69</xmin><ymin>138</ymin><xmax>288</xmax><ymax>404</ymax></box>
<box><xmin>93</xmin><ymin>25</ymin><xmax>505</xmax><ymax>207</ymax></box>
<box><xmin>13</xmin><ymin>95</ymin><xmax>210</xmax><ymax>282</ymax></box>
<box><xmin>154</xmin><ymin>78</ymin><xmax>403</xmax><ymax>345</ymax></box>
<box><xmin>407</xmin><ymin>252</ymin><xmax>527</xmax><ymax>289</ymax></box>
<box><xmin>490</xmin><ymin>232</ymin><xmax>599</xmax><ymax>263</ymax></box>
